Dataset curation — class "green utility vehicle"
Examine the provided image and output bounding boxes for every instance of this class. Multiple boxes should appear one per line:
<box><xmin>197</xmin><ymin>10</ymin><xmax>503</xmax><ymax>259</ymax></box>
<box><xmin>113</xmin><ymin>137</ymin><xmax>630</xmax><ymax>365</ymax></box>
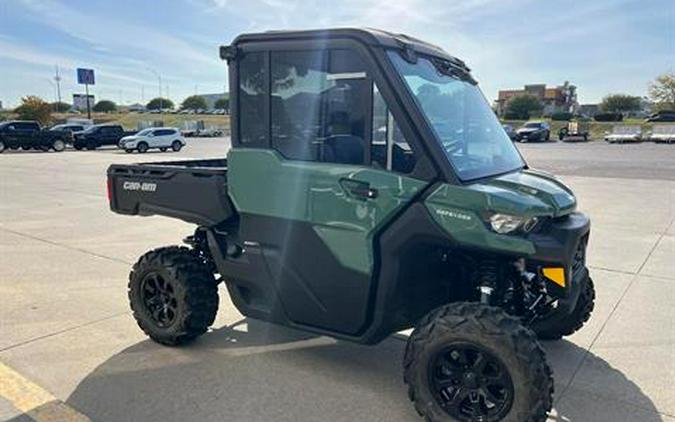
<box><xmin>107</xmin><ymin>29</ymin><xmax>594</xmax><ymax>422</ymax></box>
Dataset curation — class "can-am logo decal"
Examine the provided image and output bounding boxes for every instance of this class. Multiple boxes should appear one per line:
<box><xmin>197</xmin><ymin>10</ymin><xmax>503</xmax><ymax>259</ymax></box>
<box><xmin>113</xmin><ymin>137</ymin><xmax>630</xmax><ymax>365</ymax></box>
<box><xmin>123</xmin><ymin>181</ymin><xmax>157</xmax><ymax>192</ymax></box>
<box><xmin>435</xmin><ymin>208</ymin><xmax>471</xmax><ymax>221</ymax></box>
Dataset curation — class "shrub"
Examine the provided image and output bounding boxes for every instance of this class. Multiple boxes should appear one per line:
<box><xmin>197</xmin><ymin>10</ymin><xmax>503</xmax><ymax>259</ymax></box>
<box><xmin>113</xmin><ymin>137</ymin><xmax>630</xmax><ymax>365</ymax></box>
<box><xmin>14</xmin><ymin>96</ymin><xmax>52</xmax><ymax>124</ymax></box>
<box><xmin>551</xmin><ymin>112</ymin><xmax>573</xmax><ymax>121</ymax></box>
<box><xmin>594</xmin><ymin>112</ymin><xmax>624</xmax><ymax>122</ymax></box>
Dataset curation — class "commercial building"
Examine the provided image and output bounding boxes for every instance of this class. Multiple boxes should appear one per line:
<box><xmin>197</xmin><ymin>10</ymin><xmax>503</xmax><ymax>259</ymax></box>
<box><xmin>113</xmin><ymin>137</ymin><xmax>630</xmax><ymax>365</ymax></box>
<box><xmin>495</xmin><ymin>82</ymin><xmax>578</xmax><ymax>116</ymax></box>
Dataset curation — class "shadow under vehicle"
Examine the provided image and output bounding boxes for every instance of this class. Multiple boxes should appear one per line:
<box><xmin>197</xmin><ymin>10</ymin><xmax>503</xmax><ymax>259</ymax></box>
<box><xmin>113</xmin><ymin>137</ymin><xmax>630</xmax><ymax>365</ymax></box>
<box><xmin>106</xmin><ymin>28</ymin><xmax>595</xmax><ymax>422</ymax></box>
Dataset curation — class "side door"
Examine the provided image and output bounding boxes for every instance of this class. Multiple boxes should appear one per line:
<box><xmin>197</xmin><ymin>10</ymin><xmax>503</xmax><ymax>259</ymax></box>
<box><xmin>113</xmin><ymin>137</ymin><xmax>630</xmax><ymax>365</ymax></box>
<box><xmin>227</xmin><ymin>47</ymin><xmax>430</xmax><ymax>335</ymax></box>
<box><xmin>153</xmin><ymin>129</ymin><xmax>170</xmax><ymax>146</ymax></box>
<box><xmin>17</xmin><ymin>122</ymin><xmax>39</xmax><ymax>147</ymax></box>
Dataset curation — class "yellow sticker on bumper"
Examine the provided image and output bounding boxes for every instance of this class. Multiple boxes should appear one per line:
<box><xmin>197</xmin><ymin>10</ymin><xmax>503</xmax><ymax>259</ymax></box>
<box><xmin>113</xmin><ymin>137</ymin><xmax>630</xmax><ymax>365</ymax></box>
<box><xmin>543</xmin><ymin>267</ymin><xmax>566</xmax><ymax>288</ymax></box>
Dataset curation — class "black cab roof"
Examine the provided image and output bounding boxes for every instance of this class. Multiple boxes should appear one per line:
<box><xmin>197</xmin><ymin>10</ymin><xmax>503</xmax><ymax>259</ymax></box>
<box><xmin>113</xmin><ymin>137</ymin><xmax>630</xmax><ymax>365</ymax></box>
<box><xmin>229</xmin><ymin>27</ymin><xmax>470</xmax><ymax>72</ymax></box>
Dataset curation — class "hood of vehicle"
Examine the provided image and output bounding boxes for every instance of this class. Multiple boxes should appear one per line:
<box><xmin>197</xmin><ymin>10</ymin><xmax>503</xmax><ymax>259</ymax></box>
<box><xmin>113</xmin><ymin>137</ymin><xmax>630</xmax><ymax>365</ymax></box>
<box><xmin>120</xmin><ymin>135</ymin><xmax>138</xmax><ymax>142</ymax></box>
<box><xmin>465</xmin><ymin>169</ymin><xmax>577</xmax><ymax>217</ymax></box>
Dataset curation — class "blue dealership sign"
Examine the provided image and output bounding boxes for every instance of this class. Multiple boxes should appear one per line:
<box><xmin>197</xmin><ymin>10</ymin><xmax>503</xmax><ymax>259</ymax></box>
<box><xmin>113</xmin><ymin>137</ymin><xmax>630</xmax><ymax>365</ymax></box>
<box><xmin>77</xmin><ymin>68</ymin><xmax>95</xmax><ymax>85</ymax></box>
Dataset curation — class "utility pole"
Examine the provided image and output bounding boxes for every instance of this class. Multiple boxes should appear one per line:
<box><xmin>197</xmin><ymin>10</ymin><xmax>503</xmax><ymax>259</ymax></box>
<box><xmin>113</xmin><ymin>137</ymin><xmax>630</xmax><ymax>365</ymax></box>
<box><xmin>141</xmin><ymin>86</ymin><xmax>145</xmax><ymax>104</ymax></box>
<box><xmin>54</xmin><ymin>65</ymin><xmax>62</xmax><ymax>105</ymax></box>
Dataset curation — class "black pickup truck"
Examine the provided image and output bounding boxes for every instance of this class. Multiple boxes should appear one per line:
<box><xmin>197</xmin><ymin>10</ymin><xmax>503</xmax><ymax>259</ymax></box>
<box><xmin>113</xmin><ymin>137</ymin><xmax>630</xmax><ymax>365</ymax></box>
<box><xmin>0</xmin><ymin>120</ymin><xmax>71</xmax><ymax>153</ymax></box>
<box><xmin>73</xmin><ymin>124</ymin><xmax>136</xmax><ymax>150</ymax></box>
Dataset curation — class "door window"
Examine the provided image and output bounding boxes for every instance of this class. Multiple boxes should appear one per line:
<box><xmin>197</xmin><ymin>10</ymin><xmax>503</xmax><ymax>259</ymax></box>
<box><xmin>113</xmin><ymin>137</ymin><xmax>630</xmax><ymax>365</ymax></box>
<box><xmin>238</xmin><ymin>51</ymin><xmax>267</xmax><ymax>147</ymax></box>
<box><xmin>270</xmin><ymin>49</ymin><xmax>369</xmax><ymax>165</ymax></box>
<box><xmin>371</xmin><ymin>84</ymin><xmax>416</xmax><ymax>173</ymax></box>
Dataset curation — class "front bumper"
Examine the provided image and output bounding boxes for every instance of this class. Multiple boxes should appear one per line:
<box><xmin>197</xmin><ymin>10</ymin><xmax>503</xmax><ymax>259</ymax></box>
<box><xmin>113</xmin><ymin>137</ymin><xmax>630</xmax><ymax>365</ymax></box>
<box><xmin>526</xmin><ymin>212</ymin><xmax>591</xmax><ymax>304</ymax></box>
<box><xmin>517</xmin><ymin>131</ymin><xmax>543</xmax><ymax>141</ymax></box>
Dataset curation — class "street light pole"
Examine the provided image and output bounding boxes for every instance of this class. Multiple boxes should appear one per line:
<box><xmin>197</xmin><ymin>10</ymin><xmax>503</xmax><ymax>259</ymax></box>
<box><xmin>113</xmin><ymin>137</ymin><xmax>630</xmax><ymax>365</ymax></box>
<box><xmin>147</xmin><ymin>68</ymin><xmax>162</xmax><ymax>112</ymax></box>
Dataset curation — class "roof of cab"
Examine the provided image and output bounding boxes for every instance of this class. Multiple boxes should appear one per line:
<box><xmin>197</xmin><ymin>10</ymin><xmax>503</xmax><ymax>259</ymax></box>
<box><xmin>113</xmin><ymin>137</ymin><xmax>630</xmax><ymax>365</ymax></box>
<box><xmin>230</xmin><ymin>27</ymin><xmax>468</xmax><ymax>70</ymax></box>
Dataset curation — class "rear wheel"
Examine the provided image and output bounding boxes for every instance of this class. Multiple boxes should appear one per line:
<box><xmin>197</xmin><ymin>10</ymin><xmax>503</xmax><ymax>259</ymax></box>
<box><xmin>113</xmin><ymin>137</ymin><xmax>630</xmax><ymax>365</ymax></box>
<box><xmin>128</xmin><ymin>246</ymin><xmax>219</xmax><ymax>346</ymax></box>
<box><xmin>52</xmin><ymin>139</ymin><xmax>66</xmax><ymax>152</ymax></box>
<box><xmin>21</xmin><ymin>145</ymin><xmax>31</xmax><ymax>150</ymax></box>
<box><xmin>404</xmin><ymin>303</ymin><xmax>552</xmax><ymax>422</ymax></box>
<box><xmin>532</xmin><ymin>276</ymin><xmax>595</xmax><ymax>340</ymax></box>
<box><xmin>137</xmin><ymin>142</ymin><xmax>149</xmax><ymax>153</ymax></box>
<box><xmin>0</xmin><ymin>140</ymin><xmax>5</xmax><ymax>153</ymax></box>
<box><xmin>171</xmin><ymin>140</ymin><xmax>182</xmax><ymax>152</ymax></box>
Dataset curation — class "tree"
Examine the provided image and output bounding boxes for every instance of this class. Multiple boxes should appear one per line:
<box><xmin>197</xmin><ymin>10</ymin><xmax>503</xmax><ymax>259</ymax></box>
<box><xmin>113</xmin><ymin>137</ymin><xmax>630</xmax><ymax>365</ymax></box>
<box><xmin>214</xmin><ymin>97</ymin><xmax>229</xmax><ymax>111</ymax></box>
<box><xmin>51</xmin><ymin>101</ymin><xmax>71</xmax><ymax>112</ymax></box>
<box><xmin>14</xmin><ymin>96</ymin><xmax>52</xmax><ymax>124</ymax></box>
<box><xmin>181</xmin><ymin>95</ymin><xmax>207</xmax><ymax>110</ymax></box>
<box><xmin>600</xmin><ymin>94</ymin><xmax>641</xmax><ymax>114</ymax></box>
<box><xmin>504</xmin><ymin>95</ymin><xmax>543</xmax><ymax>120</ymax></box>
<box><xmin>146</xmin><ymin>97</ymin><xmax>174</xmax><ymax>110</ymax></box>
<box><xmin>93</xmin><ymin>100</ymin><xmax>117</xmax><ymax>113</ymax></box>
<box><xmin>648</xmin><ymin>72</ymin><xmax>675</xmax><ymax>111</ymax></box>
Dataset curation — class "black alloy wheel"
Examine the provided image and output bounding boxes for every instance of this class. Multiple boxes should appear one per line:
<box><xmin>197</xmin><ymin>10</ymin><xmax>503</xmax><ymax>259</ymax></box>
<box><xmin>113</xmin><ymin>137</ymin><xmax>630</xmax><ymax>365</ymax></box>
<box><xmin>140</xmin><ymin>272</ymin><xmax>178</xmax><ymax>328</ymax></box>
<box><xmin>429</xmin><ymin>343</ymin><xmax>514</xmax><ymax>421</ymax></box>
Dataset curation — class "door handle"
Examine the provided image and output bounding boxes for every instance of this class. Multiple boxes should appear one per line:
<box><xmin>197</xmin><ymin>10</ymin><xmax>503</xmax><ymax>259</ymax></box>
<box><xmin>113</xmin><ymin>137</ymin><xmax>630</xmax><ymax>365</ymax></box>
<box><xmin>340</xmin><ymin>179</ymin><xmax>378</xmax><ymax>200</ymax></box>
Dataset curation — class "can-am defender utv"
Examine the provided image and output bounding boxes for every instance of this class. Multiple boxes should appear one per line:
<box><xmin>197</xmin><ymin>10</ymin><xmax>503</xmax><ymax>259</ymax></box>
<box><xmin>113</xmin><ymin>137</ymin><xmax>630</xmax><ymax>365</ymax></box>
<box><xmin>107</xmin><ymin>28</ymin><xmax>594</xmax><ymax>422</ymax></box>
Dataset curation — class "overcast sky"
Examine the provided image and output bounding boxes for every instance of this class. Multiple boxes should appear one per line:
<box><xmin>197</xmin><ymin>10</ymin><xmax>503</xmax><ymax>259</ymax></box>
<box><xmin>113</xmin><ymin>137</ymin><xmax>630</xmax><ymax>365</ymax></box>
<box><xmin>0</xmin><ymin>0</ymin><xmax>672</xmax><ymax>108</ymax></box>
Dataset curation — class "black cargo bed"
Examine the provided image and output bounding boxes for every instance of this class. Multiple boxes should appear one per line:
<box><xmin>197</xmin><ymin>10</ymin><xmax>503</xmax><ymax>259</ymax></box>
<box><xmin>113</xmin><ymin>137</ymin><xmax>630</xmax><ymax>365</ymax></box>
<box><xmin>107</xmin><ymin>158</ymin><xmax>234</xmax><ymax>226</ymax></box>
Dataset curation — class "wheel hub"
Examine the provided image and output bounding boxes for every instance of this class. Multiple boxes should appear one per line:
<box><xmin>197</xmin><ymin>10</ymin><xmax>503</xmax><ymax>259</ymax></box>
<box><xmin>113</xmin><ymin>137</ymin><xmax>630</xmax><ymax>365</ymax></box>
<box><xmin>430</xmin><ymin>343</ymin><xmax>514</xmax><ymax>421</ymax></box>
<box><xmin>140</xmin><ymin>272</ymin><xmax>178</xmax><ymax>328</ymax></box>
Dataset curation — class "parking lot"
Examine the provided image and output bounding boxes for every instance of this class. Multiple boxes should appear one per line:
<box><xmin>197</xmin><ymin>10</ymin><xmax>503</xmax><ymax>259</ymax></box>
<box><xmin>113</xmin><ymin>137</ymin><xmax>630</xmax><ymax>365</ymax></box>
<box><xmin>0</xmin><ymin>140</ymin><xmax>673</xmax><ymax>422</ymax></box>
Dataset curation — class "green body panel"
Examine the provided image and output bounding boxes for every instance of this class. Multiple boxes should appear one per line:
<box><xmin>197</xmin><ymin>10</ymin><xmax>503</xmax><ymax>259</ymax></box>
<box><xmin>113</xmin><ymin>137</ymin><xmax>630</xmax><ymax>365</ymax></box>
<box><xmin>425</xmin><ymin>169</ymin><xmax>577</xmax><ymax>256</ymax></box>
<box><xmin>227</xmin><ymin>148</ymin><xmax>427</xmax><ymax>274</ymax></box>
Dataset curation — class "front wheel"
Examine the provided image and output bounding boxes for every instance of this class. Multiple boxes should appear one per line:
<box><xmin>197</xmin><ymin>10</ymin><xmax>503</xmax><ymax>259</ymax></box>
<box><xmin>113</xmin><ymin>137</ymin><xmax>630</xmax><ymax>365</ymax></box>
<box><xmin>137</xmin><ymin>142</ymin><xmax>149</xmax><ymax>153</ymax></box>
<box><xmin>52</xmin><ymin>139</ymin><xmax>66</xmax><ymax>152</ymax></box>
<box><xmin>159</xmin><ymin>147</ymin><xmax>167</xmax><ymax>152</ymax></box>
<box><xmin>532</xmin><ymin>276</ymin><xmax>595</xmax><ymax>340</ymax></box>
<box><xmin>128</xmin><ymin>246</ymin><xmax>219</xmax><ymax>346</ymax></box>
<box><xmin>404</xmin><ymin>303</ymin><xmax>552</xmax><ymax>422</ymax></box>
<box><xmin>0</xmin><ymin>140</ymin><xmax>5</xmax><ymax>153</ymax></box>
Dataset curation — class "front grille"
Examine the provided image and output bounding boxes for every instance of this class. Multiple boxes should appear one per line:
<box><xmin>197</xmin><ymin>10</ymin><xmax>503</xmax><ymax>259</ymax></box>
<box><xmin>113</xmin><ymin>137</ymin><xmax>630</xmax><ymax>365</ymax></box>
<box><xmin>571</xmin><ymin>237</ymin><xmax>587</xmax><ymax>276</ymax></box>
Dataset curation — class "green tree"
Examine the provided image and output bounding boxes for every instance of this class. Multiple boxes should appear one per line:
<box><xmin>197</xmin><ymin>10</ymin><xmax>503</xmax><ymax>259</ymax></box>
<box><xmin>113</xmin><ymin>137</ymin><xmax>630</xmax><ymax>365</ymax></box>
<box><xmin>648</xmin><ymin>72</ymin><xmax>675</xmax><ymax>111</ymax></box>
<box><xmin>600</xmin><ymin>94</ymin><xmax>641</xmax><ymax>113</ymax></box>
<box><xmin>181</xmin><ymin>95</ymin><xmax>208</xmax><ymax>110</ymax></box>
<box><xmin>214</xmin><ymin>97</ymin><xmax>229</xmax><ymax>111</ymax></box>
<box><xmin>146</xmin><ymin>97</ymin><xmax>174</xmax><ymax>110</ymax></box>
<box><xmin>14</xmin><ymin>96</ymin><xmax>52</xmax><ymax>125</ymax></box>
<box><xmin>51</xmin><ymin>101</ymin><xmax>71</xmax><ymax>112</ymax></box>
<box><xmin>504</xmin><ymin>95</ymin><xmax>543</xmax><ymax>120</ymax></box>
<box><xmin>93</xmin><ymin>100</ymin><xmax>117</xmax><ymax>113</ymax></box>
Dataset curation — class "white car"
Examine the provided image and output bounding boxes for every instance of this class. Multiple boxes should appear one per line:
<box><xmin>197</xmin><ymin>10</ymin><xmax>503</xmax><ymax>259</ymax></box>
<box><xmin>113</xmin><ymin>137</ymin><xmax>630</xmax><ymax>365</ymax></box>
<box><xmin>604</xmin><ymin>125</ymin><xmax>642</xmax><ymax>143</ymax></box>
<box><xmin>118</xmin><ymin>127</ymin><xmax>186</xmax><ymax>153</ymax></box>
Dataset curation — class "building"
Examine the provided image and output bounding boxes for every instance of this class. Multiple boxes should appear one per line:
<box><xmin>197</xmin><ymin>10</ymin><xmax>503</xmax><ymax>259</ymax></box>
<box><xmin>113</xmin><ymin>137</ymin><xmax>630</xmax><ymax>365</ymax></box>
<box><xmin>495</xmin><ymin>82</ymin><xmax>578</xmax><ymax>116</ymax></box>
<box><xmin>72</xmin><ymin>94</ymin><xmax>95</xmax><ymax>112</ymax></box>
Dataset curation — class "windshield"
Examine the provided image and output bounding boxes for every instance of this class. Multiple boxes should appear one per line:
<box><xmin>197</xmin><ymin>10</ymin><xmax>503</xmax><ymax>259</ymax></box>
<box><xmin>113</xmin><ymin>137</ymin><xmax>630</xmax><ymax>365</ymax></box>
<box><xmin>524</xmin><ymin>122</ymin><xmax>542</xmax><ymax>128</ymax></box>
<box><xmin>389</xmin><ymin>52</ymin><xmax>524</xmax><ymax>181</ymax></box>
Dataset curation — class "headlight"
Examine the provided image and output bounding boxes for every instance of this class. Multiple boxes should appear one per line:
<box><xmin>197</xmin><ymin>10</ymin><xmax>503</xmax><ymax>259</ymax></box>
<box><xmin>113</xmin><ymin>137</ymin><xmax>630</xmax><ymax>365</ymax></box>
<box><xmin>488</xmin><ymin>214</ymin><xmax>539</xmax><ymax>234</ymax></box>
<box><xmin>489</xmin><ymin>214</ymin><xmax>524</xmax><ymax>234</ymax></box>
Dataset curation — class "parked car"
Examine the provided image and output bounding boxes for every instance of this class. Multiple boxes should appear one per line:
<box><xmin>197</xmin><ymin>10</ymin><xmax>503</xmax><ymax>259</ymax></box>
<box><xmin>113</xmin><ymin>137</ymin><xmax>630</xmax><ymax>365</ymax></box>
<box><xmin>118</xmin><ymin>127</ymin><xmax>185</xmax><ymax>153</ymax></box>
<box><xmin>50</xmin><ymin>124</ymin><xmax>85</xmax><ymax>142</ymax></box>
<box><xmin>0</xmin><ymin>120</ymin><xmax>70</xmax><ymax>153</ymax></box>
<box><xmin>502</xmin><ymin>124</ymin><xmax>517</xmax><ymax>141</ymax></box>
<box><xmin>558</xmin><ymin>121</ymin><xmax>590</xmax><ymax>142</ymax></box>
<box><xmin>646</xmin><ymin>111</ymin><xmax>675</xmax><ymax>122</ymax></box>
<box><xmin>73</xmin><ymin>124</ymin><xmax>136</xmax><ymax>150</ymax></box>
<box><xmin>648</xmin><ymin>124</ymin><xmax>675</xmax><ymax>144</ymax></box>
<box><xmin>515</xmin><ymin>121</ymin><xmax>551</xmax><ymax>142</ymax></box>
<box><xmin>195</xmin><ymin>127</ymin><xmax>224</xmax><ymax>137</ymax></box>
<box><xmin>604</xmin><ymin>125</ymin><xmax>642</xmax><ymax>143</ymax></box>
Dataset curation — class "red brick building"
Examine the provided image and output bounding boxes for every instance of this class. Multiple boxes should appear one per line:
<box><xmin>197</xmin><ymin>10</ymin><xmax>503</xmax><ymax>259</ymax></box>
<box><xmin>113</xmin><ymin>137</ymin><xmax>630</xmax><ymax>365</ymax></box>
<box><xmin>495</xmin><ymin>82</ymin><xmax>578</xmax><ymax>116</ymax></box>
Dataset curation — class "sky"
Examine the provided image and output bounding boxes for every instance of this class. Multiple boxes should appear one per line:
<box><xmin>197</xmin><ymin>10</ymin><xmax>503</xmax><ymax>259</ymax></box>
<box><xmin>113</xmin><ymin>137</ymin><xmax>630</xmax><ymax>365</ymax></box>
<box><xmin>0</xmin><ymin>0</ymin><xmax>672</xmax><ymax>108</ymax></box>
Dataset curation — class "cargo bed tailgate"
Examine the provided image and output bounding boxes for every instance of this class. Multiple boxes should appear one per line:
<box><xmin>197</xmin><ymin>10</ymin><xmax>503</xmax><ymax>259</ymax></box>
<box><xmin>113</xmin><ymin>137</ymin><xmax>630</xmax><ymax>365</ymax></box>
<box><xmin>107</xmin><ymin>158</ymin><xmax>233</xmax><ymax>226</ymax></box>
